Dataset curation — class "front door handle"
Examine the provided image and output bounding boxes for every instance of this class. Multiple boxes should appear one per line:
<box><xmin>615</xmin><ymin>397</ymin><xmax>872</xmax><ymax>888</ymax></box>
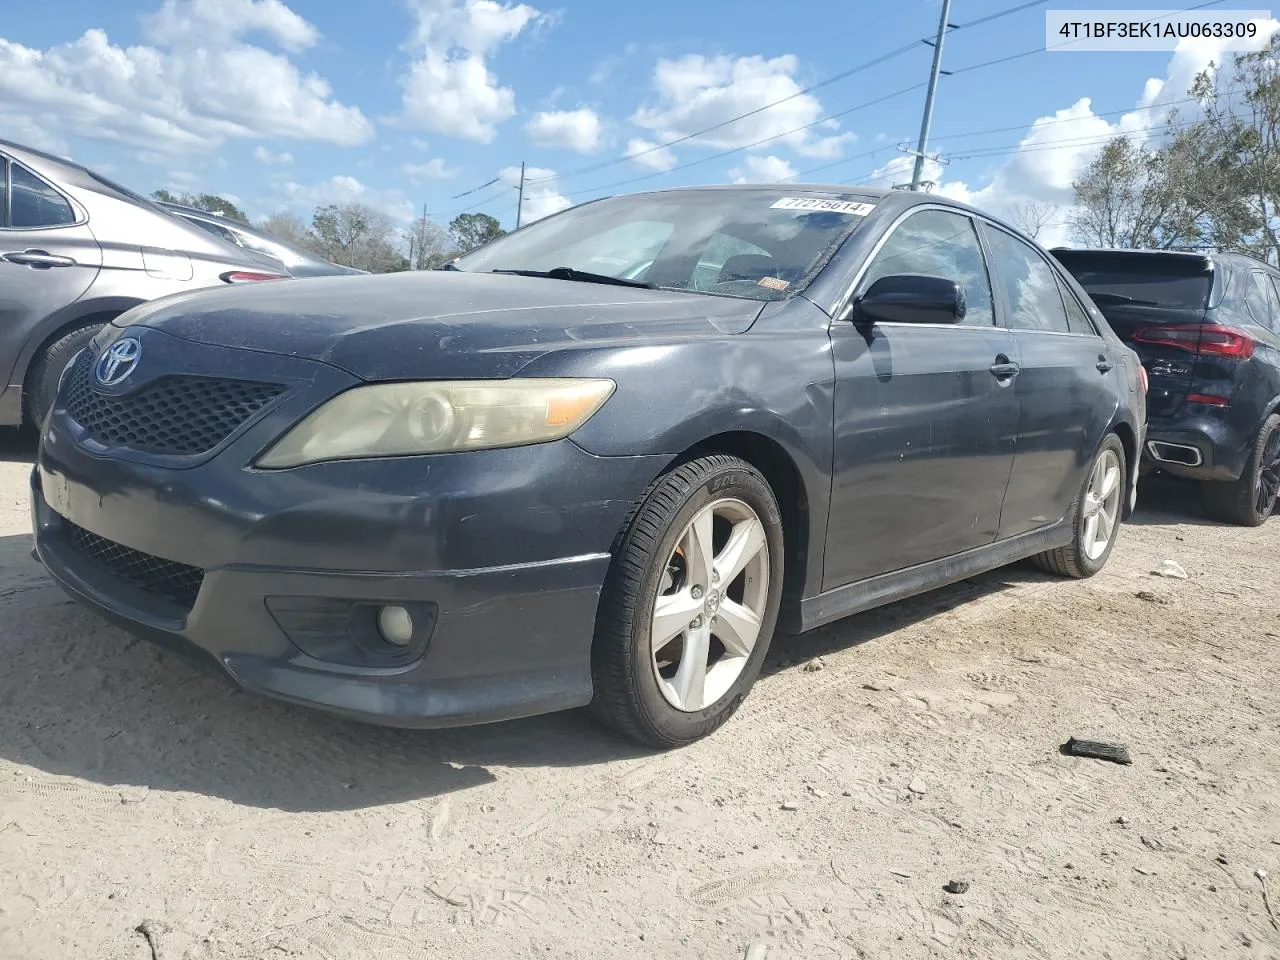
<box><xmin>2</xmin><ymin>249</ymin><xmax>76</xmax><ymax>268</ymax></box>
<box><xmin>990</xmin><ymin>355</ymin><xmax>1021</xmax><ymax>381</ymax></box>
<box><xmin>1096</xmin><ymin>355</ymin><xmax>1114</xmax><ymax>373</ymax></box>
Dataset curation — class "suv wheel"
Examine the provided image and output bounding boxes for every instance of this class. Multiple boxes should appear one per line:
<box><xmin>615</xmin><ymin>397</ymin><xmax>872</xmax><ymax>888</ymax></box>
<box><xmin>1033</xmin><ymin>433</ymin><xmax>1127</xmax><ymax>579</ymax></box>
<box><xmin>589</xmin><ymin>455</ymin><xmax>784</xmax><ymax>748</ymax></box>
<box><xmin>24</xmin><ymin>324</ymin><xmax>102</xmax><ymax>430</ymax></box>
<box><xmin>1201</xmin><ymin>413</ymin><xmax>1280</xmax><ymax>527</ymax></box>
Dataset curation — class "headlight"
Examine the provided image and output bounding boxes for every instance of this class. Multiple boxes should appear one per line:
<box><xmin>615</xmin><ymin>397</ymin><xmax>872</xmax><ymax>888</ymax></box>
<box><xmin>256</xmin><ymin>378</ymin><xmax>616</xmax><ymax>468</ymax></box>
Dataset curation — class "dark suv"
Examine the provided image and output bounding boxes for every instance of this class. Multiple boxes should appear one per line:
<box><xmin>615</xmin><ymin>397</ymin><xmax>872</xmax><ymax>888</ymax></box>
<box><xmin>1053</xmin><ymin>248</ymin><xmax>1280</xmax><ymax>526</ymax></box>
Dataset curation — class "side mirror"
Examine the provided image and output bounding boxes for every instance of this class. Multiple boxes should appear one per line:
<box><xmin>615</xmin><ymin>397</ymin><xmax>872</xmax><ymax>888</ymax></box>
<box><xmin>853</xmin><ymin>274</ymin><xmax>967</xmax><ymax>325</ymax></box>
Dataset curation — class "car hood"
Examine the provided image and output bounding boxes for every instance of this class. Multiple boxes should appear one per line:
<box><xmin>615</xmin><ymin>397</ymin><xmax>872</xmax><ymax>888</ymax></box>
<box><xmin>113</xmin><ymin>271</ymin><xmax>766</xmax><ymax>380</ymax></box>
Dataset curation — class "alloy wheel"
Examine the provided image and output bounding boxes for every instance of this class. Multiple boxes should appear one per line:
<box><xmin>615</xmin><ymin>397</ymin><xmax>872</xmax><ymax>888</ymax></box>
<box><xmin>651</xmin><ymin>498</ymin><xmax>770</xmax><ymax>713</ymax></box>
<box><xmin>1255</xmin><ymin>428</ymin><xmax>1280</xmax><ymax>519</ymax></box>
<box><xmin>1081</xmin><ymin>448</ymin><xmax>1123</xmax><ymax>561</ymax></box>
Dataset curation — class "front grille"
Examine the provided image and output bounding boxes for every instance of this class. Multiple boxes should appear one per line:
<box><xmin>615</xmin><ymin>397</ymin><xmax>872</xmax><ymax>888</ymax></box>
<box><xmin>64</xmin><ymin>350</ymin><xmax>285</xmax><ymax>456</ymax></box>
<box><xmin>65</xmin><ymin>521</ymin><xmax>205</xmax><ymax>610</ymax></box>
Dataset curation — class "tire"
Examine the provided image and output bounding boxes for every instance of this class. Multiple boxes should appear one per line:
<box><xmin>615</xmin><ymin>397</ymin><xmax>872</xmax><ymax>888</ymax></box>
<box><xmin>589</xmin><ymin>454</ymin><xmax>785</xmax><ymax>748</ymax></box>
<box><xmin>1200</xmin><ymin>413</ymin><xmax>1280</xmax><ymax>527</ymax></box>
<box><xmin>23</xmin><ymin>324</ymin><xmax>103</xmax><ymax>430</ymax></box>
<box><xmin>1032</xmin><ymin>433</ymin><xmax>1127</xmax><ymax>579</ymax></box>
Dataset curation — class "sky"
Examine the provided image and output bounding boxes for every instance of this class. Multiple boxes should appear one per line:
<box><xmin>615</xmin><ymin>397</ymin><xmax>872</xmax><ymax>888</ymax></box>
<box><xmin>1</xmin><ymin>0</ymin><xmax>1277</xmax><ymax>248</ymax></box>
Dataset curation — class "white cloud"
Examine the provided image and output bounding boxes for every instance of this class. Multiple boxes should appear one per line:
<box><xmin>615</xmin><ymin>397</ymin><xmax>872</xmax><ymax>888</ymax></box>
<box><xmin>501</xmin><ymin>164</ymin><xmax>571</xmax><ymax>223</ymax></box>
<box><xmin>143</xmin><ymin>0</ymin><xmax>317</xmax><ymax>52</ymax></box>
<box><xmin>275</xmin><ymin>175</ymin><xmax>416</xmax><ymax>223</ymax></box>
<box><xmin>624</xmin><ymin>137</ymin><xmax>677</xmax><ymax>171</ymax></box>
<box><xmin>729</xmin><ymin>154</ymin><xmax>796</xmax><ymax>183</ymax></box>
<box><xmin>398</xmin><ymin>0</ymin><xmax>546</xmax><ymax>142</ymax></box>
<box><xmin>525</xmin><ymin>107</ymin><xmax>603</xmax><ymax>153</ymax></box>
<box><xmin>0</xmin><ymin>1</ymin><xmax>371</xmax><ymax>155</ymax></box>
<box><xmin>631</xmin><ymin>54</ymin><xmax>852</xmax><ymax>159</ymax></box>
<box><xmin>401</xmin><ymin>158</ymin><xmax>457</xmax><ymax>182</ymax></box>
<box><xmin>254</xmin><ymin>145</ymin><xmax>293</xmax><ymax>164</ymax></box>
<box><xmin>166</xmin><ymin>170</ymin><xmax>200</xmax><ymax>188</ymax></box>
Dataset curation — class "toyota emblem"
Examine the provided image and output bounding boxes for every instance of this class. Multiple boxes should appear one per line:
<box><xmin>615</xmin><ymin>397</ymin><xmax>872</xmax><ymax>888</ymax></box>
<box><xmin>95</xmin><ymin>338</ymin><xmax>141</xmax><ymax>386</ymax></box>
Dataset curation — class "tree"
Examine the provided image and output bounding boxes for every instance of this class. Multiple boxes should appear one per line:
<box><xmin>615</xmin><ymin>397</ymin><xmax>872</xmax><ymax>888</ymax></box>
<box><xmin>449</xmin><ymin>212</ymin><xmax>505</xmax><ymax>253</ymax></box>
<box><xmin>1188</xmin><ymin>37</ymin><xmax>1280</xmax><ymax>263</ymax></box>
<box><xmin>151</xmin><ymin>189</ymin><xmax>248</xmax><ymax>223</ymax></box>
<box><xmin>1068</xmin><ymin>134</ymin><xmax>1210</xmax><ymax>250</ymax></box>
<box><xmin>407</xmin><ymin>215</ymin><xmax>456</xmax><ymax>270</ymax></box>
<box><xmin>1009</xmin><ymin>201</ymin><xmax>1060</xmax><ymax>241</ymax></box>
<box><xmin>258</xmin><ymin>212</ymin><xmax>314</xmax><ymax>250</ymax></box>
<box><xmin>310</xmin><ymin>203</ymin><xmax>408</xmax><ymax>273</ymax></box>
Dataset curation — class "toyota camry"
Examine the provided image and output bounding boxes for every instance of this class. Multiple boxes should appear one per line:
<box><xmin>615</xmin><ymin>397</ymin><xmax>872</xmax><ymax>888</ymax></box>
<box><xmin>31</xmin><ymin>185</ymin><xmax>1146</xmax><ymax>747</ymax></box>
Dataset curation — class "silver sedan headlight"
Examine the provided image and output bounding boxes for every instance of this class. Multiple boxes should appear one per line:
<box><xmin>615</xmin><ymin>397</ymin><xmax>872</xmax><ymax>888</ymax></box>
<box><xmin>257</xmin><ymin>378</ymin><xmax>616</xmax><ymax>468</ymax></box>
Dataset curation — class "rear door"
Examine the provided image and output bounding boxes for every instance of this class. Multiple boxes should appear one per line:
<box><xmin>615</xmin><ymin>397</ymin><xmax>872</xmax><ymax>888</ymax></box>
<box><xmin>983</xmin><ymin>226</ymin><xmax>1118</xmax><ymax>538</ymax></box>
<box><xmin>0</xmin><ymin>157</ymin><xmax>102</xmax><ymax>388</ymax></box>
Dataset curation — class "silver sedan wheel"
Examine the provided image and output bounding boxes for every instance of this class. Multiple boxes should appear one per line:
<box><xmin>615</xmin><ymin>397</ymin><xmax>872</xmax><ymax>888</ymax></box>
<box><xmin>651</xmin><ymin>498</ymin><xmax>771</xmax><ymax>713</ymax></box>
<box><xmin>1081</xmin><ymin>448</ymin><xmax>1123</xmax><ymax>561</ymax></box>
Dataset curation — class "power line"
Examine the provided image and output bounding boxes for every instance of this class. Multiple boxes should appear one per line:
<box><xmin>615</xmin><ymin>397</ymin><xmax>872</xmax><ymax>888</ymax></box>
<box><xmin>446</xmin><ymin>0</ymin><xmax>1055</xmax><ymax>198</ymax></box>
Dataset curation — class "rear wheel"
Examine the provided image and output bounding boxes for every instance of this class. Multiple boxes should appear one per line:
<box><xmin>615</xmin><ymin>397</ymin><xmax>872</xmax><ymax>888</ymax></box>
<box><xmin>1033</xmin><ymin>433</ymin><xmax>1126</xmax><ymax>579</ymax></box>
<box><xmin>1200</xmin><ymin>414</ymin><xmax>1280</xmax><ymax>527</ymax></box>
<box><xmin>589</xmin><ymin>455</ymin><xmax>784</xmax><ymax>748</ymax></box>
<box><xmin>23</xmin><ymin>324</ymin><xmax>102</xmax><ymax>430</ymax></box>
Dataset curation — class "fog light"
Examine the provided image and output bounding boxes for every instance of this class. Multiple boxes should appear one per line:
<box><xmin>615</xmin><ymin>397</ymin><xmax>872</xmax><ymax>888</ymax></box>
<box><xmin>377</xmin><ymin>605</ymin><xmax>414</xmax><ymax>646</ymax></box>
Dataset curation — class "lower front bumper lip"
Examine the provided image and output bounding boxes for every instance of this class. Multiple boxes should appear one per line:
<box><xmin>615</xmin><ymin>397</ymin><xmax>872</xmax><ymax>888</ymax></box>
<box><xmin>32</xmin><ymin>476</ymin><xmax>610</xmax><ymax>729</ymax></box>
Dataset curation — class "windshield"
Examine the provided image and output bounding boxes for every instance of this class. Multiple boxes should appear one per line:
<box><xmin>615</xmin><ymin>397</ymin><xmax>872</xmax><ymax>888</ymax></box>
<box><xmin>452</xmin><ymin>189</ymin><xmax>876</xmax><ymax>301</ymax></box>
<box><xmin>1064</xmin><ymin>265</ymin><xmax>1212</xmax><ymax>311</ymax></box>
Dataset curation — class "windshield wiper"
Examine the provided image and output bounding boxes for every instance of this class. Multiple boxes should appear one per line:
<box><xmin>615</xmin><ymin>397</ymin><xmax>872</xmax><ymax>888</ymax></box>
<box><xmin>491</xmin><ymin>266</ymin><xmax>655</xmax><ymax>289</ymax></box>
<box><xmin>1087</xmin><ymin>292</ymin><xmax>1161</xmax><ymax>306</ymax></box>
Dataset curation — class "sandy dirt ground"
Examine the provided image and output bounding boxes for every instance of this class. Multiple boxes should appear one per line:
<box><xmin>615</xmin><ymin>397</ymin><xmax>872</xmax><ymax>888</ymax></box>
<box><xmin>0</xmin><ymin>428</ymin><xmax>1277</xmax><ymax>960</ymax></box>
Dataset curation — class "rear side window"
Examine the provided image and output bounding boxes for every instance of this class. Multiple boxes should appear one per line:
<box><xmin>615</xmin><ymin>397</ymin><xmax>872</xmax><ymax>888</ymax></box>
<box><xmin>1245</xmin><ymin>271</ymin><xmax>1279</xmax><ymax>332</ymax></box>
<box><xmin>986</xmin><ymin>228</ymin><xmax>1071</xmax><ymax>333</ymax></box>
<box><xmin>1056</xmin><ymin>275</ymin><xmax>1099</xmax><ymax>336</ymax></box>
<box><xmin>9</xmin><ymin>162</ymin><xmax>76</xmax><ymax>228</ymax></box>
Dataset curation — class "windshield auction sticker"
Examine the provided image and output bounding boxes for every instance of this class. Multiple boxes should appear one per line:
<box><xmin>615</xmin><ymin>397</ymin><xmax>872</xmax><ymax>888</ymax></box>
<box><xmin>1045</xmin><ymin>10</ymin><xmax>1273</xmax><ymax>51</ymax></box>
<box><xmin>771</xmin><ymin>198</ymin><xmax>876</xmax><ymax>216</ymax></box>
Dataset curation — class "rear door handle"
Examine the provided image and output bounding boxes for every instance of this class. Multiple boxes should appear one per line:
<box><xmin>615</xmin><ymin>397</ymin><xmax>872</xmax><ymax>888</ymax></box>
<box><xmin>990</xmin><ymin>356</ymin><xmax>1021</xmax><ymax>381</ymax></box>
<box><xmin>2</xmin><ymin>249</ymin><xmax>76</xmax><ymax>268</ymax></box>
<box><xmin>1096</xmin><ymin>356</ymin><xmax>1114</xmax><ymax>373</ymax></box>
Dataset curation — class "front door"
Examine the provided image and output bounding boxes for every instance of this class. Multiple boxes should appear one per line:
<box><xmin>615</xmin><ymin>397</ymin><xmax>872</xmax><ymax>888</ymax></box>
<box><xmin>824</xmin><ymin>208</ymin><xmax>1019</xmax><ymax>590</ymax></box>
<box><xmin>0</xmin><ymin>157</ymin><xmax>102</xmax><ymax>391</ymax></box>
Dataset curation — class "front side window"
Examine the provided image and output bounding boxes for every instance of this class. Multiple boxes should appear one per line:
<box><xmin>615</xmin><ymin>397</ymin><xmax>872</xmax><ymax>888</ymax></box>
<box><xmin>986</xmin><ymin>228</ymin><xmax>1071</xmax><ymax>333</ymax></box>
<box><xmin>857</xmin><ymin>209</ymin><xmax>994</xmax><ymax>326</ymax></box>
<box><xmin>9</xmin><ymin>163</ymin><xmax>76</xmax><ymax>228</ymax></box>
<box><xmin>452</xmin><ymin>190</ymin><xmax>876</xmax><ymax>301</ymax></box>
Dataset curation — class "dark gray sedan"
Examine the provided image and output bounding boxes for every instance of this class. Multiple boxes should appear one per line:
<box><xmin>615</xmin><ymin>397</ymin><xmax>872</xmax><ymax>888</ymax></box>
<box><xmin>0</xmin><ymin>139</ymin><xmax>288</xmax><ymax>429</ymax></box>
<box><xmin>31</xmin><ymin>185</ymin><xmax>1146</xmax><ymax>747</ymax></box>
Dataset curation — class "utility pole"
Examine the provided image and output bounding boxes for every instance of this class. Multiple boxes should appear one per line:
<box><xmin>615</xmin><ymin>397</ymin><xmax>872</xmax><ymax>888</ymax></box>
<box><xmin>515</xmin><ymin>161</ymin><xmax>526</xmax><ymax>229</ymax></box>
<box><xmin>416</xmin><ymin>201</ymin><xmax>428</xmax><ymax>270</ymax></box>
<box><xmin>910</xmin><ymin>0</ymin><xmax>953</xmax><ymax>192</ymax></box>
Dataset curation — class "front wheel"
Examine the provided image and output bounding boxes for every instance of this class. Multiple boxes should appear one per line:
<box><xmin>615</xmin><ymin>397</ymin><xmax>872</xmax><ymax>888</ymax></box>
<box><xmin>589</xmin><ymin>455</ymin><xmax>784</xmax><ymax>748</ymax></box>
<box><xmin>1032</xmin><ymin>433</ymin><xmax>1127</xmax><ymax>579</ymax></box>
<box><xmin>1200</xmin><ymin>414</ymin><xmax>1280</xmax><ymax>527</ymax></box>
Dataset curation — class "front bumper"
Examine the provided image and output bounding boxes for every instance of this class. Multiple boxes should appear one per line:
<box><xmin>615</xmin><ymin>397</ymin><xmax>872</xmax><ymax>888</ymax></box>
<box><xmin>32</xmin><ymin>388</ymin><xmax>666</xmax><ymax>726</ymax></box>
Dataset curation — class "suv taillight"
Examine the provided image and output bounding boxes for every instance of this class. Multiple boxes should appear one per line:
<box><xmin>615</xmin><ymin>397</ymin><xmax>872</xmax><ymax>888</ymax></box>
<box><xmin>1132</xmin><ymin>323</ymin><xmax>1255</xmax><ymax>359</ymax></box>
<box><xmin>220</xmin><ymin>270</ymin><xmax>287</xmax><ymax>284</ymax></box>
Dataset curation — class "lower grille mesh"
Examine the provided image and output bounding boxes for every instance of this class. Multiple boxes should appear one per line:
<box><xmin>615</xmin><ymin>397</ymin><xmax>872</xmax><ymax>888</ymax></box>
<box><xmin>65</xmin><ymin>521</ymin><xmax>204</xmax><ymax>610</ymax></box>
